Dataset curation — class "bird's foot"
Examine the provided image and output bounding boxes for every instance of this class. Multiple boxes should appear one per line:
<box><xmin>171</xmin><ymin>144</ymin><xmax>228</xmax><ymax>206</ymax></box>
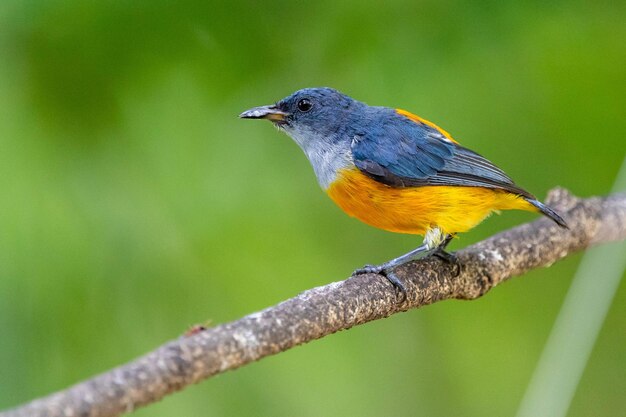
<box><xmin>352</xmin><ymin>264</ymin><xmax>407</xmax><ymax>302</ymax></box>
<box><xmin>352</xmin><ymin>264</ymin><xmax>381</xmax><ymax>275</ymax></box>
<box><xmin>432</xmin><ymin>250</ymin><xmax>461</xmax><ymax>276</ymax></box>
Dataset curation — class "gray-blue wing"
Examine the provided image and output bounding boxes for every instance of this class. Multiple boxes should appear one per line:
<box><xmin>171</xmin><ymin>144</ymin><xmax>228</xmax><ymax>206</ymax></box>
<box><xmin>351</xmin><ymin>110</ymin><xmax>534</xmax><ymax>199</ymax></box>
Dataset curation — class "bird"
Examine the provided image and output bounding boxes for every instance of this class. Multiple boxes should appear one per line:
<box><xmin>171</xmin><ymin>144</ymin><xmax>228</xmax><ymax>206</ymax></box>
<box><xmin>240</xmin><ymin>87</ymin><xmax>567</xmax><ymax>297</ymax></box>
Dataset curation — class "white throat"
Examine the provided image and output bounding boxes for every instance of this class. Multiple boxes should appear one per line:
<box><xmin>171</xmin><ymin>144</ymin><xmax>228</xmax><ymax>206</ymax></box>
<box><xmin>282</xmin><ymin>126</ymin><xmax>353</xmax><ymax>189</ymax></box>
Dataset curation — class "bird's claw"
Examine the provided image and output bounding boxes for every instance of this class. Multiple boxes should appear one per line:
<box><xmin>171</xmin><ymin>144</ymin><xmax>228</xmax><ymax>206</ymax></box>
<box><xmin>432</xmin><ymin>250</ymin><xmax>461</xmax><ymax>276</ymax></box>
<box><xmin>352</xmin><ymin>264</ymin><xmax>383</xmax><ymax>275</ymax></box>
<box><xmin>352</xmin><ymin>265</ymin><xmax>407</xmax><ymax>302</ymax></box>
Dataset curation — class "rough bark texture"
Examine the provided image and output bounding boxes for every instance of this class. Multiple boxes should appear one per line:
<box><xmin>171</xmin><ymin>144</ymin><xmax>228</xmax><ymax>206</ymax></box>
<box><xmin>3</xmin><ymin>188</ymin><xmax>626</xmax><ymax>417</ymax></box>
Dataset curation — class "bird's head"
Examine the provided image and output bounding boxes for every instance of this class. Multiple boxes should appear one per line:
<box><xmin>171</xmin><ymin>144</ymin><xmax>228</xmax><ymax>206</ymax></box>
<box><xmin>240</xmin><ymin>87</ymin><xmax>367</xmax><ymax>188</ymax></box>
<box><xmin>240</xmin><ymin>87</ymin><xmax>361</xmax><ymax>148</ymax></box>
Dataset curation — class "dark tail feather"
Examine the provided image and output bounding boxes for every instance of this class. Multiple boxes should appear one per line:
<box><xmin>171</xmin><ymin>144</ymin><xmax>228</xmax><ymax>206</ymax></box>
<box><xmin>526</xmin><ymin>199</ymin><xmax>569</xmax><ymax>229</ymax></box>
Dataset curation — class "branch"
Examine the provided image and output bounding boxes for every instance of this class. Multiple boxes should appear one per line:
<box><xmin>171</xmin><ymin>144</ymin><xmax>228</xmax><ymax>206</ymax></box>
<box><xmin>3</xmin><ymin>188</ymin><xmax>626</xmax><ymax>417</ymax></box>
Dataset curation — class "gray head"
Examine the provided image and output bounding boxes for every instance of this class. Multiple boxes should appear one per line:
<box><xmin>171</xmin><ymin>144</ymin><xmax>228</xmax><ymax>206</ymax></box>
<box><xmin>240</xmin><ymin>87</ymin><xmax>362</xmax><ymax>140</ymax></box>
<box><xmin>240</xmin><ymin>87</ymin><xmax>365</xmax><ymax>188</ymax></box>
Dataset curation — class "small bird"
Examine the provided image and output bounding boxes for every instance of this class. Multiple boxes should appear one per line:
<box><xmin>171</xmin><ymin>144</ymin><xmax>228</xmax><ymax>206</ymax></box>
<box><xmin>240</xmin><ymin>87</ymin><xmax>567</xmax><ymax>295</ymax></box>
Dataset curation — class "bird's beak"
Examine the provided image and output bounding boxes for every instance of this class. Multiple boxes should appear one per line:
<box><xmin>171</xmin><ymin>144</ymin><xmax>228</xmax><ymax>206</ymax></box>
<box><xmin>239</xmin><ymin>105</ymin><xmax>289</xmax><ymax>122</ymax></box>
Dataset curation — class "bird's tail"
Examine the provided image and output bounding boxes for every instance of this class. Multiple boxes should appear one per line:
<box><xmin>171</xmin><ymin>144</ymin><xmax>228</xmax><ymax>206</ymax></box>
<box><xmin>525</xmin><ymin>198</ymin><xmax>569</xmax><ymax>229</ymax></box>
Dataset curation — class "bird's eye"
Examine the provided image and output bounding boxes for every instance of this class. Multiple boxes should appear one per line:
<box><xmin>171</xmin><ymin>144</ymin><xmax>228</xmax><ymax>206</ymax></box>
<box><xmin>297</xmin><ymin>98</ymin><xmax>312</xmax><ymax>112</ymax></box>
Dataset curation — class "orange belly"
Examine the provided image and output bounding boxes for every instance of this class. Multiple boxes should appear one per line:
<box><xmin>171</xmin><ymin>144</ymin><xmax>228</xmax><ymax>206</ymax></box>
<box><xmin>327</xmin><ymin>168</ymin><xmax>536</xmax><ymax>235</ymax></box>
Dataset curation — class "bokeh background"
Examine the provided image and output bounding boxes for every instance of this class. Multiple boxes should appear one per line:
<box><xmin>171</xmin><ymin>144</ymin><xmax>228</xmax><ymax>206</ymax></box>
<box><xmin>1</xmin><ymin>1</ymin><xmax>625</xmax><ymax>416</ymax></box>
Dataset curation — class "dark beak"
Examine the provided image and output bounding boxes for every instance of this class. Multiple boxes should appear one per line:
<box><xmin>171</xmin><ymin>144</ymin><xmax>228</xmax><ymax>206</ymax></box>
<box><xmin>239</xmin><ymin>105</ymin><xmax>289</xmax><ymax>122</ymax></box>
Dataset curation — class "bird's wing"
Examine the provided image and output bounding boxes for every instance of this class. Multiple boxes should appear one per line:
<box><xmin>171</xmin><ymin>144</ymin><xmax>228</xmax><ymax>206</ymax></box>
<box><xmin>351</xmin><ymin>109</ymin><xmax>535</xmax><ymax>198</ymax></box>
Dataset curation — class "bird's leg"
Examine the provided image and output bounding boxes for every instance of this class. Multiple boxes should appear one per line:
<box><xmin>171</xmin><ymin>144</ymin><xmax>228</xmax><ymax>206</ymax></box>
<box><xmin>431</xmin><ymin>234</ymin><xmax>456</xmax><ymax>263</ymax></box>
<box><xmin>353</xmin><ymin>242</ymin><xmax>430</xmax><ymax>277</ymax></box>
<box><xmin>431</xmin><ymin>233</ymin><xmax>461</xmax><ymax>276</ymax></box>
<box><xmin>352</xmin><ymin>228</ymin><xmax>447</xmax><ymax>299</ymax></box>
<box><xmin>352</xmin><ymin>242</ymin><xmax>429</xmax><ymax>300</ymax></box>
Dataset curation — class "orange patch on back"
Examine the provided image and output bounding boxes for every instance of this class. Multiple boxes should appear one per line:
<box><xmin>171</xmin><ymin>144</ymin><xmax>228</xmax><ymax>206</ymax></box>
<box><xmin>327</xmin><ymin>168</ymin><xmax>535</xmax><ymax>235</ymax></box>
<box><xmin>396</xmin><ymin>109</ymin><xmax>458</xmax><ymax>143</ymax></box>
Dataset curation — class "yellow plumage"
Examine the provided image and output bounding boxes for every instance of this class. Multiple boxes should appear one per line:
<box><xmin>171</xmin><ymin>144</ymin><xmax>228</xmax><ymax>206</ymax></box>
<box><xmin>327</xmin><ymin>167</ymin><xmax>537</xmax><ymax>236</ymax></box>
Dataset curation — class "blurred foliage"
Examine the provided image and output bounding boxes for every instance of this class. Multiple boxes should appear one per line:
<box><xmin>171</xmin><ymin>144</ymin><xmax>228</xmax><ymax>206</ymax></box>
<box><xmin>0</xmin><ymin>1</ymin><xmax>624</xmax><ymax>416</ymax></box>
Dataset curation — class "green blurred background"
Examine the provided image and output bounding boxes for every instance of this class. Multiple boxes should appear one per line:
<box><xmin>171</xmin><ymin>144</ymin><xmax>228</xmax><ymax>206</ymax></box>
<box><xmin>0</xmin><ymin>1</ymin><xmax>624</xmax><ymax>416</ymax></box>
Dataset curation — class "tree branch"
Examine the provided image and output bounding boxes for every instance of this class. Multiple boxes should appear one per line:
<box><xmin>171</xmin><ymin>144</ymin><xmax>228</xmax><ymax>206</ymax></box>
<box><xmin>3</xmin><ymin>188</ymin><xmax>626</xmax><ymax>417</ymax></box>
